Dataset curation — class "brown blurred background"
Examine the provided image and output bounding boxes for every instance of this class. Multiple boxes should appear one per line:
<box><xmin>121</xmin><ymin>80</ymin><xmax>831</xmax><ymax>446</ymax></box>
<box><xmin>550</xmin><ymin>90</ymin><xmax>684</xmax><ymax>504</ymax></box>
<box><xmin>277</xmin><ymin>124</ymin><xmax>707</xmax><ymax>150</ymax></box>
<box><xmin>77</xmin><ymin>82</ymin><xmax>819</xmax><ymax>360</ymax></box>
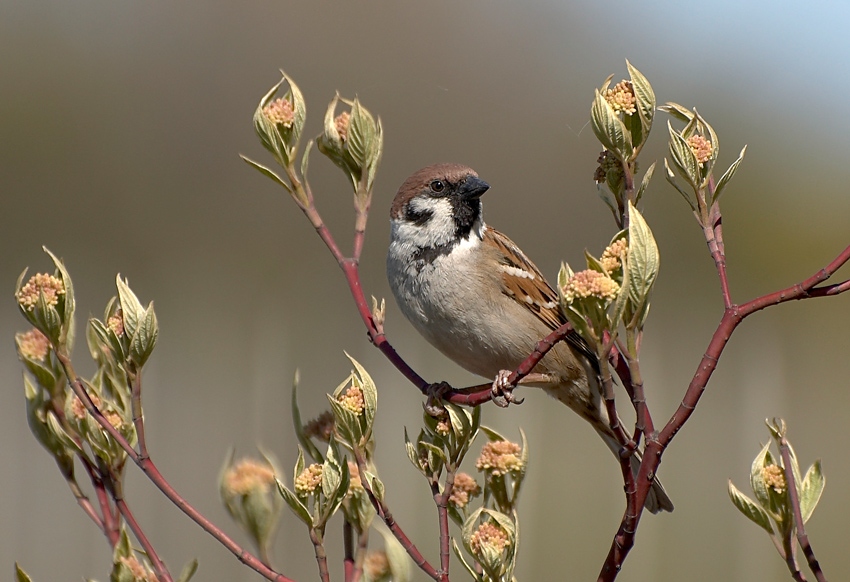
<box><xmin>2</xmin><ymin>1</ymin><xmax>849</xmax><ymax>580</ymax></box>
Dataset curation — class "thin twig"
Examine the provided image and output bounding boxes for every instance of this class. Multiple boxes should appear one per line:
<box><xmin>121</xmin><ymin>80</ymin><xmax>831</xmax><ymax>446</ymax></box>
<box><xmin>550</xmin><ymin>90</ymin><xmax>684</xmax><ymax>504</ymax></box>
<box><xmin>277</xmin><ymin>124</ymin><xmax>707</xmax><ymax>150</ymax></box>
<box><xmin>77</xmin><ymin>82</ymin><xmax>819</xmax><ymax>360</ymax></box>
<box><xmin>129</xmin><ymin>369</ymin><xmax>149</xmax><ymax>461</ymax></box>
<box><xmin>56</xmin><ymin>354</ymin><xmax>295</xmax><ymax>582</ymax></box>
<box><xmin>779</xmin><ymin>436</ymin><xmax>827</xmax><ymax>582</ymax></box>
<box><xmin>352</xmin><ymin>449</ymin><xmax>442</xmax><ymax>581</ymax></box>
<box><xmin>431</xmin><ymin>470</ymin><xmax>456</xmax><ymax>580</ymax></box>
<box><xmin>309</xmin><ymin>527</ymin><xmax>331</xmax><ymax>582</ymax></box>
<box><xmin>60</xmin><ymin>463</ymin><xmax>106</xmax><ymax>534</ymax></box>
<box><xmin>344</xmin><ymin>518</ymin><xmax>355</xmax><ymax>582</ymax></box>
<box><xmin>79</xmin><ymin>455</ymin><xmax>120</xmax><ymax>546</ymax></box>
<box><xmin>781</xmin><ymin>528</ymin><xmax>807</xmax><ymax>582</ymax></box>
<box><xmin>114</xmin><ymin>492</ymin><xmax>174</xmax><ymax>582</ymax></box>
<box><xmin>598</xmin><ymin>243</ymin><xmax>850</xmax><ymax>581</ymax></box>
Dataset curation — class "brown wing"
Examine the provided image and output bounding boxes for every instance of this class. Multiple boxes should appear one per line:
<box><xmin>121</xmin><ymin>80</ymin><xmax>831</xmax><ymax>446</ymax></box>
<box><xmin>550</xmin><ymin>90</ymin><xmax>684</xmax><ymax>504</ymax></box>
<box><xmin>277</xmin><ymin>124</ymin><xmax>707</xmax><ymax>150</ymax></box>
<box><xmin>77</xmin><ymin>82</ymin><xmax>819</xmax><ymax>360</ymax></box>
<box><xmin>484</xmin><ymin>227</ymin><xmax>599</xmax><ymax>371</ymax></box>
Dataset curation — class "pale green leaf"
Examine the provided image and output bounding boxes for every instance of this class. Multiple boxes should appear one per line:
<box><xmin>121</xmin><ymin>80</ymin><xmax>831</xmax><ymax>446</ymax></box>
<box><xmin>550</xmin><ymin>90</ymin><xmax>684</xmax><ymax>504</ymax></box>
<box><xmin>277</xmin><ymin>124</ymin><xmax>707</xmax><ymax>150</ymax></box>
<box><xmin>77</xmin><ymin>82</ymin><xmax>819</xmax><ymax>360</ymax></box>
<box><xmin>240</xmin><ymin>155</ymin><xmax>292</xmax><ymax>193</ymax></box>
<box><xmin>800</xmin><ymin>459</ymin><xmax>825</xmax><ymax>524</ymax></box>
<box><xmin>667</xmin><ymin>121</ymin><xmax>700</xmax><ymax>188</ymax></box>
<box><xmin>626</xmin><ymin>202</ymin><xmax>660</xmax><ymax>311</ymax></box>
<box><xmin>276</xmin><ymin>479</ymin><xmax>313</xmax><ymax>526</ymax></box>
<box><xmin>712</xmin><ymin>145</ymin><xmax>747</xmax><ymax>204</ymax></box>
<box><xmin>176</xmin><ymin>558</ymin><xmax>199</xmax><ymax>582</ymax></box>
<box><xmin>728</xmin><ymin>480</ymin><xmax>774</xmax><ymax>535</ymax></box>
<box><xmin>591</xmin><ymin>90</ymin><xmax>632</xmax><ymax>161</ymax></box>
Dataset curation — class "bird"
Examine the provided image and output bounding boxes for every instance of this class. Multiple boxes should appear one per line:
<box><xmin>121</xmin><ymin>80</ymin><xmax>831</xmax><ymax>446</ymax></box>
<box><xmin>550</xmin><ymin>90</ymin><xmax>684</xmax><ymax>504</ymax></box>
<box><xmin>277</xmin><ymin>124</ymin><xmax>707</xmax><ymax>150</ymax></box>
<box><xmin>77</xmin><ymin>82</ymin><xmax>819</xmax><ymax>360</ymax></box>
<box><xmin>385</xmin><ymin>163</ymin><xmax>673</xmax><ymax>513</ymax></box>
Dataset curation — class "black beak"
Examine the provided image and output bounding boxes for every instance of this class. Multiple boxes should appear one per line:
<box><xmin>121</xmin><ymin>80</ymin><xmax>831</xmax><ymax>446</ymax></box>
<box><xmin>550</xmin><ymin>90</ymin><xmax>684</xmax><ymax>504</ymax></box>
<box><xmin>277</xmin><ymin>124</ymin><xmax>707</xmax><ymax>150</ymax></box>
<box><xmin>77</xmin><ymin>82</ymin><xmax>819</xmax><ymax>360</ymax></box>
<box><xmin>458</xmin><ymin>176</ymin><xmax>490</xmax><ymax>199</ymax></box>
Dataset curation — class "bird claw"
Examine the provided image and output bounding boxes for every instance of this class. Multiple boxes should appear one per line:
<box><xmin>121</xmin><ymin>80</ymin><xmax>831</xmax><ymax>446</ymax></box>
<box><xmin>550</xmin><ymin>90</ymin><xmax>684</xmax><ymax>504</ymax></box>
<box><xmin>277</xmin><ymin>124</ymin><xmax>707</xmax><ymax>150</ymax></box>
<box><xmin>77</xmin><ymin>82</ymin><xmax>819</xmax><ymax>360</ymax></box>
<box><xmin>423</xmin><ymin>381</ymin><xmax>452</xmax><ymax>417</ymax></box>
<box><xmin>491</xmin><ymin>370</ymin><xmax>524</xmax><ymax>408</ymax></box>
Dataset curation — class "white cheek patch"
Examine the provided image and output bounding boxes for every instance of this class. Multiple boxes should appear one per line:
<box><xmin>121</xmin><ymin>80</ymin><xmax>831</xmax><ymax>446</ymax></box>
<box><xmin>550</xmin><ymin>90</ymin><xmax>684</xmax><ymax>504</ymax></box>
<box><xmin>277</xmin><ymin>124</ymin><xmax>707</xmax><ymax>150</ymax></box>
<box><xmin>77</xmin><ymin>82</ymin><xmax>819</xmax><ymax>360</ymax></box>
<box><xmin>394</xmin><ymin>197</ymin><xmax>458</xmax><ymax>249</ymax></box>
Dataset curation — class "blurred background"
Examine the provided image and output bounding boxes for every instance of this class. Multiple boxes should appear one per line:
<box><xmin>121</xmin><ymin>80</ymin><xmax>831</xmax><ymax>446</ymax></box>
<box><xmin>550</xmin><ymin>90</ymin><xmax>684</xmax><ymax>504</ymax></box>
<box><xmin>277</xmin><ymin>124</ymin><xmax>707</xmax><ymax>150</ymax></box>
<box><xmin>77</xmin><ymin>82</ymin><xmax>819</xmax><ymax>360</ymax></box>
<box><xmin>2</xmin><ymin>0</ymin><xmax>849</xmax><ymax>580</ymax></box>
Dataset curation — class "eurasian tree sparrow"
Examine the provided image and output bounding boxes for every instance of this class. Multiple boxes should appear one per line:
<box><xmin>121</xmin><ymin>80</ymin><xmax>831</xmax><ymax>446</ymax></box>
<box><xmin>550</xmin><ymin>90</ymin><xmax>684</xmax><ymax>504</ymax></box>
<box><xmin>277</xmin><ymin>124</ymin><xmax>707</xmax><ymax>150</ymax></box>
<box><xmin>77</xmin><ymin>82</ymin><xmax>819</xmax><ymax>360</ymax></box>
<box><xmin>386</xmin><ymin>163</ymin><xmax>673</xmax><ymax>513</ymax></box>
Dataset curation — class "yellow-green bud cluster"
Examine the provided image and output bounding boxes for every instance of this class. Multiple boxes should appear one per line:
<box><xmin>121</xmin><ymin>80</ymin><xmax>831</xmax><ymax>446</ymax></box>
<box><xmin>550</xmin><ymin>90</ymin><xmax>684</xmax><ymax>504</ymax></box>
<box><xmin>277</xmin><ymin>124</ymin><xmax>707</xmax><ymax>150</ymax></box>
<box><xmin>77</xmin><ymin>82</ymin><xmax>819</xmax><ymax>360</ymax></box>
<box><xmin>476</xmin><ymin>440</ymin><xmax>523</xmax><ymax>476</ymax></box>
<box><xmin>687</xmin><ymin>134</ymin><xmax>712</xmax><ymax>166</ymax></box>
<box><xmin>16</xmin><ymin>273</ymin><xmax>65</xmax><ymax>311</ymax></box>
<box><xmin>603</xmin><ymin>80</ymin><xmax>637</xmax><ymax>115</ymax></box>
<box><xmin>347</xmin><ymin>461</ymin><xmax>363</xmax><ymax>494</ymax></box>
<box><xmin>16</xmin><ymin>328</ymin><xmax>50</xmax><ymax>361</ymax></box>
<box><xmin>71</xmin><ymin>393</ymin><xmax>125</xmax><ymax>430</ymax></box>
<box><xmin>364</xmin><ymin>551</ymin><xmax>390</xmax><ymax>580</ymax></box>
<box><xmin>107</xmin><ymin>308</ymin><xmax>125</xmax><ymax>337</ymax></box>
<box><xmin>449</xmin><ymin>472</ymin><xmax>481</xmax><ymax>508</ymax></box>
<box><xmin>562</xmin><ymin>269</ymin><xmax>620</xmax><ymax>303</ymax></box>
<box><xmin>119</xmin><ymin>555</ymin><xmax>159</xmax><ymax>582</ymax></box>
<box><xmin>295</xmin><ymin>463</ymin><xmax>324</xmax><ymax>494</ymax></box>
<box><xmin>470</xmin><ymin>521</ymin><xmax>510</xmax><ymax>555</ymax></box>
<box><xmin>334</xmin><ymin>112</ymin><xmax>351</xmax><ymax>142</ymax></box>
<box><xmin>338</xmin><ymin>385</ymin><xmax>365</xmax><ymax>415</ymax></box>
<box><xmin>262</xmin><ymin>97</ymin><xmax>295</xmax><ymax>128</ymax></box>
<box><xmin>223</xmin><ymin>458</ymin><xmax>276</xmax><ymax>496</ymax></box>
<box><xmin>762</xmin><ymin>464</ymin><xmax>786</xmax><ymax>494</ymax></box>
<box><xmin>600</xmin><ymin>238</ymin><xmax>628</xmax><ymax>274</ymax></box>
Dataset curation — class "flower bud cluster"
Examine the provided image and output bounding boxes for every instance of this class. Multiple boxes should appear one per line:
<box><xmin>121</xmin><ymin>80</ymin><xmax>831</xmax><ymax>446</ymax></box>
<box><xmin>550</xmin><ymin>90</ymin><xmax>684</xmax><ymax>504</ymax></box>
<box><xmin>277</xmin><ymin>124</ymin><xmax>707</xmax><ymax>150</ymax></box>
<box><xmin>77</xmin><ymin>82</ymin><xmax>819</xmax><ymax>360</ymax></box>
<box><xmin>603</xmin><ymin>80</ymin><xmax>637</xmax><ymax>115</ymax></box>
<box><xmin>562</xmin><ymin>269</ymin><xmax>621</xmax><ymax>303</ymax></box>
<box><xmin>16</xmin><ymin>273</ymin><xmax>65</xmax><ymax>311</ymax></box>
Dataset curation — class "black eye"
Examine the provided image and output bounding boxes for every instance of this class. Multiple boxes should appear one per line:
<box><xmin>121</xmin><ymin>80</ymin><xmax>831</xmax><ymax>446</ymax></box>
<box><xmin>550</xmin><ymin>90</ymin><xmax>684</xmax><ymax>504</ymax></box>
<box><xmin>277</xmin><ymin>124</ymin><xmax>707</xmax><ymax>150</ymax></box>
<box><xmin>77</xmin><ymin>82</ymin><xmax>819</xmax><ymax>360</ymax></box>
<box><xmin>429</xmin><ymin>179</ymin><xmax>445</xmax><ymax>193</ymax></box>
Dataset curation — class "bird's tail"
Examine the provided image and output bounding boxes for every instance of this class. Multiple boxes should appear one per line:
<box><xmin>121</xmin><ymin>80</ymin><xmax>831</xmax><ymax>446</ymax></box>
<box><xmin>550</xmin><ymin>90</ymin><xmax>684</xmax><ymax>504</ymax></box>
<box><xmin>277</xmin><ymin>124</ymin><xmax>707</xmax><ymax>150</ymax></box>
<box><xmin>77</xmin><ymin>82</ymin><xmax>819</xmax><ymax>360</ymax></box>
<box><xmin>597</xmin><ymin>429</ymin><xmax>674</xmax><ymax>514</ymax></box>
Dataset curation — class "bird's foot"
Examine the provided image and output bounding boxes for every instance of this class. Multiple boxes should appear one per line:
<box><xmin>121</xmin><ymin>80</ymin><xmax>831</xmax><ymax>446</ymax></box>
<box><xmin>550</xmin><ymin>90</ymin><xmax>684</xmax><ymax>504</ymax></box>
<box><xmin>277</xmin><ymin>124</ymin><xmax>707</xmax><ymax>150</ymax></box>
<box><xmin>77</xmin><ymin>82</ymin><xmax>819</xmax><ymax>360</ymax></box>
<box><xmin>491</xmin><ymin>370</ymin><xmax>524</xmax><ymax>408</ymax></box>
<box><xmin>423</xmin><ymin>381</ymin><xmax>452</xmax><ymax>417</ymax></box>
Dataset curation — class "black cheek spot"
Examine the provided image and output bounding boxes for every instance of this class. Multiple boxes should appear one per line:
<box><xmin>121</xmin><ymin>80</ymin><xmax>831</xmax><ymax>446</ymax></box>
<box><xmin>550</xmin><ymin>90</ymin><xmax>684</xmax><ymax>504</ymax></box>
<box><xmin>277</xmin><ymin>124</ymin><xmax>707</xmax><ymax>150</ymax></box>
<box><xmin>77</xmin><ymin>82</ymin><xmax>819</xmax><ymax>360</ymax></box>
<box><xmin>405</xmin><ymin>204</ymin><xmax>434</xmax><ymax>226</ymax></box>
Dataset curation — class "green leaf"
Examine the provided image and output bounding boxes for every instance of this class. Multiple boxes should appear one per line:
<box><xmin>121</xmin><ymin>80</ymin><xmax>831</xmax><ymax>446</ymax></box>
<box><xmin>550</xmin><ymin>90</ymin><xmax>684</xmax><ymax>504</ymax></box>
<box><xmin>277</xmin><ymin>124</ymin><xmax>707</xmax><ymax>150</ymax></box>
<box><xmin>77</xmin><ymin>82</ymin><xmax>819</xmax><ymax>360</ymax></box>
<box><xmin>366</xmin><ymin>471</ymin><xmax>385</xmax><ymax>502</ymax></box>
<box><xmin>293</xmin><ymin>446</ymin><xmax>306</xmax><ymax>489</ymax></box>
<box><xmin>626</xmin><ymin>60</ymin><xmax>655</xmax><ymax>147</ymax></box>
<box><xmin>34</xmin><ymin>292</ymin><xmax>62</xmax><ymax>345</ymax></box>
<box><xmin>591</xmin><ymin>90</ymin><xmax>632</xmax><ymax>161</ymax></box>
<box><xmin>584</xmin><ymin>249</ymin><xmax>607</xmax><ymax>274</ymax></box>
<box><xmin>43</xmin><ymin>247</ymin><xmax>75</xmax><ymax>349</ymax></box>
<box><xmin>445</xmin><ymin>402</ymin><xmax>472</xmax><ymax>440</ymax></box>
<box><xmin>667</xmin><ymin>121</ymin><xmax>700</xmax><ymax>188</ymax></box>
<box><xmin>451</xmin><ymin>538</ymin><xmax>480</xmax><ymax>581</ymax></box>
<box><xmin>800</xmin><ymin>460</ymin><xmax>825</xmax><ymax>524</ymax></box>
<box><xmin>281</xmin><ymin>70</ymin><xmax>306</xmax><ymax>148</ymax></box>
<box><xmin>129</xmin><ymin>303</ymin><xmax>158</xmax><ymax>367</ymax></box>
<box><xmin>749</xmin><ymin>442</ymin><xmax>776</xmax><ymax>514</ymax></box>
<box><xmin>626</xmin><ymin>202</ymin><xmax>660</xmax><ymax>315</ymax></box>
<box><xmin>403</xmin><ymin>427</ymin><xmax>424</xmax><ymax>474</ymax></box>
<box><xmin>366</xmin><ymin>119</ymin><xmax>383</xmax><ymax>192</ymax></box>
<box><xmin>321</xmin><ymin>440</ymin><xmax>349</xmax><ymax>520</ymax></box>
<box><xmin>347</xmin><ymin>98</ymin><xmax>374</xmax><ymax>171</ymax></box>
<box><xmin>115</xmin><ymin>276</ymin><xmax>144</xmax><ymax>341</ymax></box>
<box><xmin>635</xmin><ymin>161</ymin><xmax>656</xmax><ymax>205</ymax></box>
<box><xmin>663</xmin><ymin>158</ymin><xmax>696</xmax><ymax>211</ymax></box>
<box><xmin>712</xmin><ymin>145</ymin><xmax>747</xmax><ymax>204</ymax></box>
<box><xmin>300</xmin><ymin>139</ymin><xmax>314</xmax><ymax>184</ymax></box>
<box><xmin>239</xmin><ymin>155</ymin><xmax>292</xmax><ymax>193</ymax></box>
<box><xmin>479</xmin><ymin>426</ymin><xmax>508</xmax><ymax>443</ymax></box>
<box><xmin>610</xmin><ymin>242</ymin><xmax>630</xmax><ymax>329</ymax></box>
<box><xmin>276</xmin><ymin>479</ymin><xmax>313</xmax><ymax>526</ymax></box>
<box><xmin>345</xmin><ymin>353</ymin><xmax>377</xmax><ymax>435</ymax></box>
<box><xmin>176</xmin><ymin>558</ymin><xmax>199</xmax><ymax>582</ymax></box>
<box><xmin>291</xmin><ymin>372</ymin><xmax>324</xmax><ymax>463</ymax></box>
<box><xmin>658</xmin><ymin>102</ymin><xmax>693</xmax><ymax>123</ymax></box>
<box><xmin>728</xmin><ymin>480</ymin><xmax>774</xmax><ymax>535</ymax></box>
<box><xmin>15</xmin><ymin>563</ymin><xmax>34</xmax><ymax>582</ymax></box>
<box><xmin>378</xmin><ymin>527</ymin><xmax>413</xmax><ymax>582</ymax></box>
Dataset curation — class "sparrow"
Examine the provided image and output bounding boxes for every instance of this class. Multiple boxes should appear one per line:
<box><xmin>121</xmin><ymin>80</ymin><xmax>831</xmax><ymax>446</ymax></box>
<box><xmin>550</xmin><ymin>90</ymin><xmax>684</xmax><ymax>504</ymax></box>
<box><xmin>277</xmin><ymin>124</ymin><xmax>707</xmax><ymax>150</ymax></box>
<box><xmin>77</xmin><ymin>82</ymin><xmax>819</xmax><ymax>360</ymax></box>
<box><xmin>386</xmin><ymin>163</ymin><xmax>673</xmax><ymax>513</ymax></box>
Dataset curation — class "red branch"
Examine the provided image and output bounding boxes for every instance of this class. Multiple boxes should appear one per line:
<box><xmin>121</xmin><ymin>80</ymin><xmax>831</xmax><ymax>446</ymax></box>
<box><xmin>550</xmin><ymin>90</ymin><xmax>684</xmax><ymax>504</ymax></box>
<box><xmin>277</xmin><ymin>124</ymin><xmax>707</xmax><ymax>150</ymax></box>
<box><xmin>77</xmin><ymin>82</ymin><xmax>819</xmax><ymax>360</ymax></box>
<box><xmin>56</xmin><ymin>361</ymin><xmax>295</xmax><ymax>582</ymax></box>
<box><xmin>778</xmin><ymin>433</ymin><xmax>828</xmax><ymax>582</ymax></box>
<box><xmin>598</xmin><ymin>243</ymin><xmax>850</xmax><ymax>581</ymax></box>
